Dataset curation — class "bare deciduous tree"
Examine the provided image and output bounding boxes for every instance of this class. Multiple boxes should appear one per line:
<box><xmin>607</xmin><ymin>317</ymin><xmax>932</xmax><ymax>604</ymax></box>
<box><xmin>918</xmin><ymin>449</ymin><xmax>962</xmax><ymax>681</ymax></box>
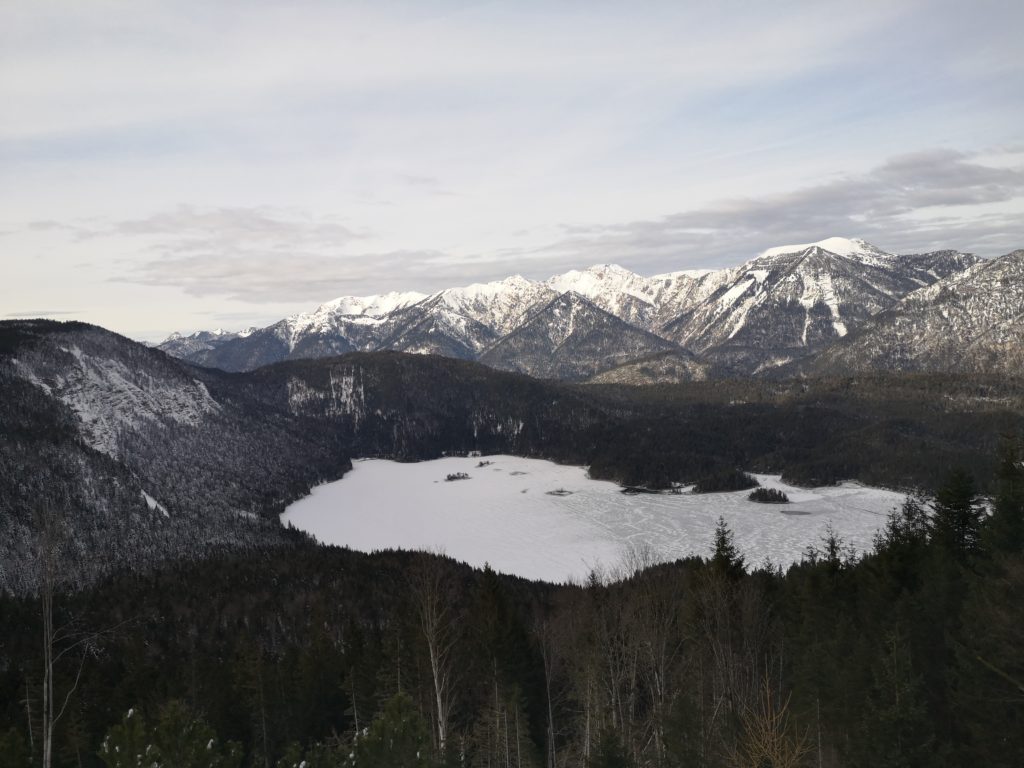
<box><xmin>728</xmin><ymin>673</ymin><xmax>811</xmax><ymax>768</ymax></box>
<box><xmin>409</xmin><ymin>551</ymin><xmax>460</xmax><ymax>755</ymax></box>
<box><xmin>35</xmin><ymin>499</ymin><xmax>127</xmax><ymax>768</ymax></box>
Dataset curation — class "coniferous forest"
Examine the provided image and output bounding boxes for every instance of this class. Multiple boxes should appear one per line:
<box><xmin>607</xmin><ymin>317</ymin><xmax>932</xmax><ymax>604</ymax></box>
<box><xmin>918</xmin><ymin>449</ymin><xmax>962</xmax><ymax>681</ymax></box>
<box><xmin>1</xmin><ymin>439</ymin><xmax>1021</xmax><ymax>768</ymax></box>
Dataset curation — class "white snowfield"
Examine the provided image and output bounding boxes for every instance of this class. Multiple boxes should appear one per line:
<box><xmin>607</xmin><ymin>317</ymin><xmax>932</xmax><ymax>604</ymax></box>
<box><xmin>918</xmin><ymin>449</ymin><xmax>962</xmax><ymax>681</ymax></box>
<box><xmin>281</xmin><ymin>456</ymin><xmax>906</xmax><ymax>584</ymax></box>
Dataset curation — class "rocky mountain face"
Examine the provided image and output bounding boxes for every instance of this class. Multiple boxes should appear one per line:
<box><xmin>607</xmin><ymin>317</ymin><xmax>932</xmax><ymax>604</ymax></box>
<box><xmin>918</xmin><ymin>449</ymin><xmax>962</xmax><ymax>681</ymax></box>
<box><xmin>801</xmin><ymin>249</ymin><xmax>1024</xmax><ymax>376</ymax></box>
<box><xmin>660</xmin><ymin>239</ymin><xmax>981</xmax><ymax>374</ymax></box>
<box><xmin>158</xmin><ymin>237</ymin><xmax>990</xmax><ymax>379</ymax></box>
<box><xmin>157</xmin><ymin>326</ymin><xmax>258</xmax><ymax>358</ymax></box>
<box><xmin>478</xmin><ymin>292</ymin><xmax>680</xmax><ymax>380</ymax></box>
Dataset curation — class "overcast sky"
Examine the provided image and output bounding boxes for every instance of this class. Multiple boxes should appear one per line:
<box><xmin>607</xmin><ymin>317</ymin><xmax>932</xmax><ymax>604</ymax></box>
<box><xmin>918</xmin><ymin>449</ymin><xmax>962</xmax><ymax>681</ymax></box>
<box><xmin>2</xmin><ymin>1</ymin><xmax>1022</xmax><ymax>341</ymax></box>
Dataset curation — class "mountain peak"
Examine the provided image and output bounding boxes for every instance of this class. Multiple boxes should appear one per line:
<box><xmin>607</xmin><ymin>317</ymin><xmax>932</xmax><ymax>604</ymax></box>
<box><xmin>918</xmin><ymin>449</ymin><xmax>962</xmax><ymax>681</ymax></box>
<box><xmin>760</xmin><ymin>237</ymin><xmax>885</xmax><ymax>259</ymax></box>
<box><xmin>583</xmin><ymin>263</ymin><xmax>632</xmax><ymax>274</ymax></box>
<box><xmin>317</xmin><ymin>290</ymin><xmax>428</xmax><ymax>318</ymax></box>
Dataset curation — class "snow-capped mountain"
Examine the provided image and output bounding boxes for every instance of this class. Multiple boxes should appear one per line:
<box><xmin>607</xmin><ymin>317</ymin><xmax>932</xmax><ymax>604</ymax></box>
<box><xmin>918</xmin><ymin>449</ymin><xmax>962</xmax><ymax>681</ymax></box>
<box><xmin>478</xmin><ymin>292</ymin><xmax>680</xmax><ymax>380</ymax></box>
<box><xmin>305</xmin><ymin>290</ymin><xmax>428</xmax><ymax>320</ymax></box>
<box><xmin>157</xmin><ymin>236</ymin><xmax>987</xmax><ymax>378</ymax></box>
<box><xmin>158</xmin><ymin>326</ymin><xmax>258</xmax><ymax>358</ymax></box>
<box><xmin>658</xmin><ymin>237</ymin><xmax>980</xmax><ymax>374</ymax></box>
<box><xmin>802</xmin><ymin>249</ymin><xmax>1024</xmax><ymax>375</ymax></box>
<box><xmin>427</xmin><ymin>276</ymin><xmax>558</xmax><ymax>337</ymax></box>
<box><xmin>543</xmin><ymin>263</ymin><xmax>666</xmax><ymax>329</ymax></box>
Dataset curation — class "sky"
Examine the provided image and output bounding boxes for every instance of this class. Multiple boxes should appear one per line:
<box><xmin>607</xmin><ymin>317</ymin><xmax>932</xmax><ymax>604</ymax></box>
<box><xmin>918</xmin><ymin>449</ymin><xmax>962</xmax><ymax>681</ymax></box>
<box><xmin>2</xmin><ymin>0</ymin><xmax>1023</xmax><ymax>341</ymax></box>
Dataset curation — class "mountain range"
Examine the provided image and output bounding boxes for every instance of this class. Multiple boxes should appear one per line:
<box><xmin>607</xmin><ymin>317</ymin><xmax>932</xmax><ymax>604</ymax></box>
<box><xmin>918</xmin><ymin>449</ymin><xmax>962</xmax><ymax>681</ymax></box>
<box><xmin>158</xmin><ymin>236</ymin><xmax>1023</xmax><ymax>380</ymax></box>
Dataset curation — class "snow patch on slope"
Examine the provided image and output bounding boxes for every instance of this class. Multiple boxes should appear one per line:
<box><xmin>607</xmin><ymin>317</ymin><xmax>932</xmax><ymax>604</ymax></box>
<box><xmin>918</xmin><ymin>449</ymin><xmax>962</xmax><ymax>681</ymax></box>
<box><xmin>141</xmin><ymin>490</ymin><xmax>169</xmax><ymax>518</ymax></box>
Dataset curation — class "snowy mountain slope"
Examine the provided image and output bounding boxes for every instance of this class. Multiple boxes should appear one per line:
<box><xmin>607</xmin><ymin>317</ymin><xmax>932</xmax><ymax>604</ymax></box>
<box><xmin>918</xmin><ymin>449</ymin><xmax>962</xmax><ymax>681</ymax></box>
<box><xmin>478</xmin><ymin>291</ymin><xmax>680</xmax><ymax>380</ymax></box>
<box><xmin>375</xmin><ymin>296</ymin><xmax>501</xmax><ymax>359</ymax></box>
<box><xmin>9</xmin><ymin>322</ymin><xmax>220</xmax><ymax>456</ymax></box>
<box><xmin>300</xmin><ymin>290</ymin><xmax>428</xmax><ymax>322</ymax></box>
<box><xmin>544</xmin><ymin>263</ymin><xmax>665</xmax><ymax>329</ymax></box>
<box><xmin>427</xmin><ymin>276</ymin><xmax>558</xmax><ymax>336</ymax></box>
<box><xmin>659</xmin><ymin>238</ymin><xmax>980</xmax><ymax>374</ymax></box>
<box><xmin>760</xmin><ymin>236</ymin><xmax>888</xmax><ymax>260</ymax></box>
<box><xmin>156</xmin><ymin>236</ymin><xmax>981</xmax><ymax>377</ymax></box>
<box><xmin>158</xmin><ymin>326</ymin><xmax>258</xmax><ymax>358</ymax></box>
<box><xmin>802</xmin><ymin>249</ymin><xmax>1024</xmax><ymax>375</ymax></box>
<box><xmin>0</xmin><ymin>320</ymin><xmax>355</xmax><ymax>590</ymax></box>
<box><xmin>649</xmin><ymin>269</ymin><xmax>732</xmax><ymax>331</ymax></box>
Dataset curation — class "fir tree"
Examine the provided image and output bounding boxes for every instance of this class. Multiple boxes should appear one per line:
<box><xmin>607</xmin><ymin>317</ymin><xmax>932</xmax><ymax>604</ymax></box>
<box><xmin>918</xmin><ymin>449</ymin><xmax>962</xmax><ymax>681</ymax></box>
<box><xmin>984</xmin><ymin>435</ymin><xmax>1024</xmax><ymax>556</ymax></box>
<box><xmin>929</xmin><ymin>469</ymin><xmax>984</xmax><ymax>563</ymax></box>
<box><xmin>711</xmin><ymin>516</ymin><xmax>745</xmax><ymax>579</ymax></box>
<box><xmin>860</xmin><ymin>627</ymin><xmax>934</xmax><ymax>768</ymax></box>
<box><xmin>348</xmin><ymin>692</ymin><xmax>434</xmax><ymax>768</ymax></box>
<box><xmin>97</xmin><ymin>709</ymin><xmax>150</xmax><ymax>768</ymax></box>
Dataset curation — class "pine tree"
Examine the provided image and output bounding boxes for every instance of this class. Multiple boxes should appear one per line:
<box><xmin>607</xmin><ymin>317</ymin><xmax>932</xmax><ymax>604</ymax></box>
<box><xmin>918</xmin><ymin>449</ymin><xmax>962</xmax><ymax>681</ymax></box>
<box><xmin>983</xmin><ymin>435</ymin><xmax>1024</xmax><ymax>556</ymax></box>
<box><xmin>98</xmin><ymin>703</ymin><xmax>243</xmax><ymax>768</ymax></box>
<box><xmin>711</xmin><ymin>517</ymin><xmax>745</xmax><ymax>579</ymax></box>
<box><xmin>929</xmin><ymin>469</ymin><xmax>984</xmax><ymax>562</ymax></box>
<box><xmin>348</xmin><ymin>692</ymin><xmax>434</xmax><ymax>768</ymax></box>
<box><xmin>860</xmin><ymin>627</ymin><xmax>934</xmax><ymax>768</ymax></box>
<box><xmin>97</xmin><ymin>709</ymin><xmax>152</xmax><ymax>768</ymax></box>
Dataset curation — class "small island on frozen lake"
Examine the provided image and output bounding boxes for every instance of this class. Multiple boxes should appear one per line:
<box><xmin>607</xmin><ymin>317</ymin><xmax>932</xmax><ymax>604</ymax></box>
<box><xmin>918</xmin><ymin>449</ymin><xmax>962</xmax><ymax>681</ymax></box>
<box><xmin>281</xmin><ymin>455</ymin><xmax>906</xmax><ymax>583</ymax></box>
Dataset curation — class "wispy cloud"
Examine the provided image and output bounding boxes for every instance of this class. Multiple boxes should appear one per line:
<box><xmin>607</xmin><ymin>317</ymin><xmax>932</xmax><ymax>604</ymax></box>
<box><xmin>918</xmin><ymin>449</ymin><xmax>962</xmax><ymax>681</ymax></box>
<box><xmin>89</xmin><ymin>148</ymin><xmax>1022</xmax><ymax>305</ymax></box>
<box><xmin>529</xmin><ymin>149</ymin><xmax>1024</xmax><ymax>271</ymax></box>
<box><xmin>5</xmin><ymin>310</ymin><xmax>80</xmax><ymax>318</ymax></box>
<box><xmin>117</xmin><ymin>247</ymin><xmax>457</xmax><ymax>302</ymax></box>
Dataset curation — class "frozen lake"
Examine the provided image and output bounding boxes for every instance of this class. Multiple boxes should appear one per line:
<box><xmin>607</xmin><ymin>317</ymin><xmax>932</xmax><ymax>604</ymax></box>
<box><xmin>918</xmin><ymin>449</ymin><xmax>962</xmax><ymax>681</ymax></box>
<box><xmin>281</xmin><ymin>455</ymin><xmax>906</xmax><ymax>583</ymax></box>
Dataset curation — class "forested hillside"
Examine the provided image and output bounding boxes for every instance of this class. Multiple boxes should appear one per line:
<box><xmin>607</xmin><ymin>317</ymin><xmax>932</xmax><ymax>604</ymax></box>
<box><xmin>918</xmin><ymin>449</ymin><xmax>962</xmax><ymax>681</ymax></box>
<box><xmin>1</xmin><ymin>447</ymin><xmax>1021</xmax><ymax>767</ymax></box>
<box><xmin>3</xmin><ymin>320</ymin><xmax>1024</xmax><ymax>591</ymax></box>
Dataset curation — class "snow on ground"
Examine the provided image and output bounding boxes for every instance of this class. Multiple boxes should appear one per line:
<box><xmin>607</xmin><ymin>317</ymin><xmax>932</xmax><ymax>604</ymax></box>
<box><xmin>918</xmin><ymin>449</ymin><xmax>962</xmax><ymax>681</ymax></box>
<box><xmin>141</xmin><ymin>490</ymin><xmax>169</xmax><ymax>518</ymax></box>
<box><xmin>281</xmin><ymin>456</ymin><xmax>906</xmax><ymax>584</ymax></box>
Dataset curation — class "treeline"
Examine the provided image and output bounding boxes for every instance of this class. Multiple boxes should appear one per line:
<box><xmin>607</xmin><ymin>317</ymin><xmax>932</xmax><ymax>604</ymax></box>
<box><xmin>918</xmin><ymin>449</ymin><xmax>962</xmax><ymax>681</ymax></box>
<box><xmin>1</xmin><ymin>442</ymin><xmax>1022</xmax><ymax>767</ymax></box>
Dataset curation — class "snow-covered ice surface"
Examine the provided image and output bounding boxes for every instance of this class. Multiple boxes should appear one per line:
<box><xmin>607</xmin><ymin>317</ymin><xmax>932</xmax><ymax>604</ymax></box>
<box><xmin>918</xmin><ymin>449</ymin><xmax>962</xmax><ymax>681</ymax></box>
<box><xmin>281</xmin><ymin>456</ymin><xmax>906</xmax><ymax>584</ymax></box>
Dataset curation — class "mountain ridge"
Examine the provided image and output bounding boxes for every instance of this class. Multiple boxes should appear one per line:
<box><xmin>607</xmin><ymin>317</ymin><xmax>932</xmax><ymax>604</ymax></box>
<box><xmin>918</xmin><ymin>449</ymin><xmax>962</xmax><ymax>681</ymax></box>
<box><xmin>155</xmin><ymin>237</ymin><xmax>991</xmax><ymax>378</ymax></box>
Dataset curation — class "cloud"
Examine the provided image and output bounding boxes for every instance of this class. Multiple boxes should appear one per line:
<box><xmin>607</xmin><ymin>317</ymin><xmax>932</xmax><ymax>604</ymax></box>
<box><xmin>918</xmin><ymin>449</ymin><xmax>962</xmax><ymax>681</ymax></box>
<box><xmin>117</xmin><ymin>247</ymin><xmax>460</xmax><ymax>303</ymax></box>
<box><xmin>89</xmin><ymin>149</ymin><xmax>1022</xmax><ymax>304</ymax></box>
<box><xmin>528</xmin><ymin>149</ymin><xmax>1024</xmax><ymax>270</ymax></box>
<box><xmin>5</xmin><ymin>310</ymin><xmax>80</xmax><ymax>318</ymax></box>
<box><xmin>109</xmin><ymin>204</ymin><xmax>363</xmax><ymax>246</ymax></box>
<box><xmin>97</xmin><ymin>205</ymin><xmax>370</xmax><ymax>301</ymax></box>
